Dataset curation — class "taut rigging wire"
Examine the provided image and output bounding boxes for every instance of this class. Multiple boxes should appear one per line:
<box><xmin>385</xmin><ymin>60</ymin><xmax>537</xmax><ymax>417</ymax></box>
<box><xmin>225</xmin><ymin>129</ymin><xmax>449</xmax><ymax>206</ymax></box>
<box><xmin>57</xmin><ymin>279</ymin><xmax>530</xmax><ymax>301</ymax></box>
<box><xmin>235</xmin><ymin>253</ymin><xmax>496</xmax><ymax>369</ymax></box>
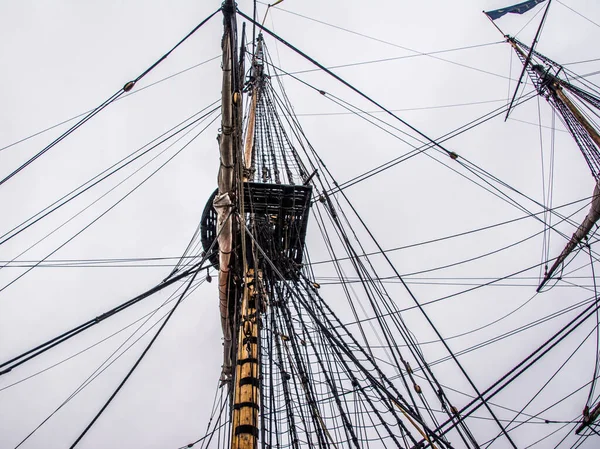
<box><xmin>484</xmin><ymin>321</ymin><xmax>600</xmax><ymax>448</ymax></box>
<box><xmin>307</xmin><ymin>194</ymin><xmax>593</xmax><ymax>267</ymax></box>
<box><xmin>0</xmin><ymin>41</ymin><xmax>508</xmax><ymax>155</ymax></box>
<box><xmin>0</xmin><ymin>114</ymin><xmax>220</xmax><ymax>295</ymax></box>
<box><xmin>556</xmin><ymin>0</ymin><xmax>600</xmax><ymax>30</ymax></box>
<box><xmin>0</xmin><ymin>271</ymin><xmax>212</xmax><ymax>392</ymax></box>
<box><xmin>0</xmin><ymin>103</ymin><xmax>219</xmax><ymax>249</ymax></box>
<box><xmin>258</xmin><ymin>2</ymin><xmax>514</xmax><ymax>81</ymax></box>
<box><xmin>0</xmin><ymin>8</ymin><xmax>220</xmax><ymax>187</ymax></box>
<box><xmin>0</xmin><ymin>258</ymin><xmax>211</xmax><ymax>377</ymax></box>
<box><xmin>252</xmin><ymin>20</ymin><xmax>600</xmax><ymax>270</ymax></box>
<box><xmin>0</xmin><ymin>209</ymin><xmax>229</xmax><ymax>377</ymax></box>
<box><xmin>265</xmin><ymin>56</ymin><xmax>594</xmax><ymax>261</ymax></box>
<box><xmin>425</xmin><ymin>294</ymin><xmax>600</xmax><ymax>443</ymax></box>
<box><xmin>271</xmin><ymin>41</ymin><xmax>508</xmax><ymax>80</ymax></box>
<box><xmin>13</xmin><ymin>274</ymin><xmax>209</xmax><ymax>448</ymax></box>
<box><xmin>0</xmin><ymin>57</ymin><xmax>221</xmax><ymax>154</ymax></box>
<box><xmin>11</xmin><ymin>209</ymin><xmax>226</xmax><ymax>448</ymax></box>
<box><xmin>69</xmin><ymin>269</ymin><xmax>202</xmax><ymax>449</ymax></box>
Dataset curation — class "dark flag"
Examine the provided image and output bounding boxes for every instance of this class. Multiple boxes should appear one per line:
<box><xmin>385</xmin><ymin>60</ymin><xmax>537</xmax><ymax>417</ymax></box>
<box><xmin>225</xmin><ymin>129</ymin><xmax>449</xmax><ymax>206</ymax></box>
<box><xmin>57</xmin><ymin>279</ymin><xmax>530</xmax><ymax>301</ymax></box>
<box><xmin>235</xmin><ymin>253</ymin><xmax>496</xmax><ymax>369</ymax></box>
<box><xmin>484</xmin><ymin>0</ymin><xmax>547</xmax><ymax>20</ymax></box>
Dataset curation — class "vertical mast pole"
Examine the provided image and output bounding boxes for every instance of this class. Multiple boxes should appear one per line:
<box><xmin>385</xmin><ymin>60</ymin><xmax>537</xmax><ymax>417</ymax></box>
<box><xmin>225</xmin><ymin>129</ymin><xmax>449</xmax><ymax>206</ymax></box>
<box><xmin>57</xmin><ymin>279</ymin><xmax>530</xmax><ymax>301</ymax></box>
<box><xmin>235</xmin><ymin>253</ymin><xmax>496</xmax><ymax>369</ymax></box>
<box><xmin>220</xmin><ymin>2</ymin><xmax>260</xmax><ymax>448</ymax></box>
<box><xmin>243</xmin><ymin>35</ymin><xmax>263</xmax><ymax>181</ymax></box>
<box><xmin>231</xmin><ymin>268</ymin><xmax>261</xmax><ymax>449</ymax></box>
<box><xmin>216</xmin><ymin>0</ymin><xmax>236</xmax><ymax>381</ymax></box>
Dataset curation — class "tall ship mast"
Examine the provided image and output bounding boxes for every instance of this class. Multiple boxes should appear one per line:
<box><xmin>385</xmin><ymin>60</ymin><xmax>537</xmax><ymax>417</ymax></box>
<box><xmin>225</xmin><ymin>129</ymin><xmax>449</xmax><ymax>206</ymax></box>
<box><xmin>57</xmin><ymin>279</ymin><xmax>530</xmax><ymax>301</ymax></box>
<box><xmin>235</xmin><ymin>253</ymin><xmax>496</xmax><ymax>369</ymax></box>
<box><xmin>503</xmin><ymin>34</ymin><xmax>600</xmax><ymax>292</ymax></box>
<box><xmin>205</xmin><ymin>3</ymin><xmax>487</xmax><ymax>447</ymax></box>
<box><xmin>3</xmin><ymin>0</ymin><xmax>600</xmax><ymax>448</ymax></box>
<box><xmin>485</xmin><ymin>0</ymin><xmax>600</xmax><ymax>294</ymax></box>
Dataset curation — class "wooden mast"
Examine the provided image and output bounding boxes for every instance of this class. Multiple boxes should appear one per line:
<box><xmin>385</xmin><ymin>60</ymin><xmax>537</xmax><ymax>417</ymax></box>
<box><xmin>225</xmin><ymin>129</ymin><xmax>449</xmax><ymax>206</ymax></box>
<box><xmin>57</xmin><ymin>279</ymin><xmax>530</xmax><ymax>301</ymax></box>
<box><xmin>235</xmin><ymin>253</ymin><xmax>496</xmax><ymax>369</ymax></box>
<box><xmin>216</xmin><ymin>0</ymin><xmax>238</xmax><ymax>382</ymax></box>
<box><xmin>231</xmin><ymin>31</ymin><xmax>267</xmax><ymax>449</ymax></box>
<box><xmin>221</xmin><ymin>2</ymin><xmax>261</xmax><ymax>448</ymax></box>
<box><xmin>502</xmin><ymin>36</ymin><xmax>600</xmax><ymax>292</ymax></box>
<box><xmin>231</xmin><ymin>267</ymin><xmax>261</xmax><ymax>449</ymax></box>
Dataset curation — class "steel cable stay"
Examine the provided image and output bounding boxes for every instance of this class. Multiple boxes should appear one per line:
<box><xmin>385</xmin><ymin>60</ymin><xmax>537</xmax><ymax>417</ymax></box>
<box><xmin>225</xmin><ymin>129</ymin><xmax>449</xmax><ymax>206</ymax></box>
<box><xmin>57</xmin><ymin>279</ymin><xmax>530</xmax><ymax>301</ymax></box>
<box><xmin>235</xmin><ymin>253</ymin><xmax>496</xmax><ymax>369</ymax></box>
<box><xmin>415</xmin><ymin>371</ymin><xmax>600</xmax><ymax>429</ymax></box>
<box><xmin>313</xmin><ymin>195</ymin><xmax>589</xmax><ymax>291</ymax></box>
<box><xmin>304</xmin><ymin>195</ymin><xmax>596</xmax><ymax>360</ymax></box>
<box><xmin>237</xmin><ymin>210</ymin><xmax>476</xmax><ymax>444</ymax></box>
<box><xmin>360</xmin><ymin>296</ymin><xmax>600</xmax><ymax>384</ymax></box>
<box><xmin>0</xmin><ymin>8</ymin><xmax>221</xmax><ymax>187</ymax></box>
<box><xmin>236</xmin><ymin>146</ymin><xmax>428</xmax><ymax>445</ymax></box>
<box><xmin>0</xmin><ymin>58</ymin><xmax>222</xmax><ymax>154</ymax></box>
<box><xmin>240</xmin><ymin>8</ymin><xmax>537</xmax><ymax>204</ymax></box>
<box><xmin>304</xmin><ymin>193</ymin><xmax>594</xmax><ymax>268</ymax></box>
<box><xmin>0</xmin><ymin>255</ymin><xmax>203</xmax><ymax>268</ymax></box>
<box><xmin>0</xmin><ymin>270</ymin><xmax>213</xmax><ymax>392</ymax></box>
<box><xmin>311</xmin><ymin>89</ymin><xmax>575</xmax><ymax>247</ymax></box>
<box><xmin>249</xmin><ymin>16</ymin><xmax>600</xmax><ymax>277</ymax></box>
<box><xmin>292</xmin><ymin>99</ymin><xmax>510</xmax><ymax>117</ymax></box>
<box><xmin>315</xmin><ymin>92</ymin><xmax>537</xmax><ymax>194</ymax></box>
<box><xmin>264</xmin><ymin>45</ymin><xmax>584</xmax><ymax>292</ymax></box>
<box><xmin>242</xmin><ymin>221</ymin><xmax>477</xmax><ymax>448</ymax></box>
<box><xmin>0</xmin><ymin>113</ymin><xmax>220</xmax><ymax>296</ymax></box>
<box><xmin>0</xmin><ymin>258</ymin><xmax>211</xmax><ymax>377</ymax></box>
<box><xmin>0</xmin><ymin>115</ymin><xmax>219</xmax><ymax>295</ymax></box>
<box><xmin>68</xmin><ymin>269</ymin><xmax>202</xmax><ymax>449</ymax></box>
<box><xmin>0</xmin><ymin>211</ymin><xmax>230</xmax><ymax>378</ymax></box>
<box><xmin>176</xmin><ymin>388</ymin><xmax>230</xmax><ymax>449</ymax></box>
<box><xmin>307</xmin><ymin>213</ymin><xmax>435</xmax><ymax>438</ymax></box>
<box><xmin>263</xmin><ymin>56</ymin><xmax>600</xmax><ymax>270</ymax></box>
<box><xmin>269</xmin><ymin>84</ymin><xmax>599</xmax><ymax>298</ymax></box>
<box><xmin>298</xmin><ymin>137</ymin><xmax>596</xmax><ymax>448</ymax></box>
<box><xmin>317</xmin><ymin>192</ymin><xmax>481</xmax><ymax>445</ymax></box>
<box><xmin>291</xmin><ymin>381</ymin><xmax>573</xmax><ymax>427</ymax></box>
<box><xmin>270</xmin><ymin>42</ymin><xmax>507</xmax><ymax>80</ymax></box>
<box><xmin>340</xmin><ymin>290</ymin><xmax>594</xmax><ymax>355</ymax></box>
<box><xmin>0</xmin><ymin>82</ymin><xmax>509</xmax><ymax>157</ymax></box>
<box><xmin>0</xmin><ymin>102</ymin><xmax>220</xmax><ymax>249</ymax></box>
<box><xmin>482</xmin><ymin>320</ymin><xmax>600</xmax><ymax>448</ymax></box>
<box><xmin>270</xmin><ymin>74</ymin><xmax>600</xmax><ymax>364</ymax></box>
<box><xmin>308</xmin><ymin>204</ymin><xmax>382</xmax><ymax>384</ymax></box>
<box><xmin>555</xmin><ymin>0</ymin><xmax>600</xmax><ymax>30</ymax></box>
<box><xmin>7</xmin><ymin>4</ymin><xmax>597</xmax><ymax>447</ymax></box>
<box><xmin>339</xmin><ymin>253</ymin><xmax>593</xmax><ymax>330</ymax></box>
<box><xmin>304</xmin><ymin>220</ymin><xmax>506</xmax><ymax>444</ymax></box>
<box><xmin>251</xmin><ymin>36</ymin><xmax>600</xmax><ymax>446</ymax></box>
<box><xmin>13</xmin><ymin>273</ymin><xmax>210</xmax><ymax>449</ymax></box>
<box><xmin>264</xmin><ymin>55</ymin><xmax>536</xmax><ymax>200</ymax></box>
<box><xmin>0</xmin><ymin>88</ymin><xmax>124</xmax><ymax>187</ymax></box>
<box><xmin>253</xmin><ymin>34</ymin><xmax>600</xmax><ymax>440</ymax></box>
<box><xmin>393</xmin><ymin>200</ymin><xmax>596</xmax><ymax>297</ymax></box>
<box><xmin>230</xmin><ymin>71</ymin><xmax>418</xmax><ymax>447</ymax></box>
<box><xmin>256</xmin><ymin>1</ymin><xmax>515</xmax><ymax>82</ymax></box>
<box><xmin>423</xmin><ymin>295</ymin><xmax>600</xmax><ymax>370</ymax></box>
<box><xmin>276</xmin><ymin>106</ymin><xmax>468</xmax><ymax>444</ymax></box>
<box><xmin>13</xmin><ymin>190</ymin><xmax>582</xmax><ymax>282</ymax></box>
<box><xmin>423</xmin><ymin>296</ymin><xmax>600</xmax><ymax>445</ymax></box>
<box><xmin>8</xmin><ymin>214</ymin><xmax>228</xmax><ymax>448</ymax></box>
<box><xmin>585</xmin><ymin>247</ymin><xmax>600</xmax><ymax>409</ymax></box>
<box><xmin>311</xmin><ymin>202</ymin><xmax>449</xmax><ymax>440</ymax></box>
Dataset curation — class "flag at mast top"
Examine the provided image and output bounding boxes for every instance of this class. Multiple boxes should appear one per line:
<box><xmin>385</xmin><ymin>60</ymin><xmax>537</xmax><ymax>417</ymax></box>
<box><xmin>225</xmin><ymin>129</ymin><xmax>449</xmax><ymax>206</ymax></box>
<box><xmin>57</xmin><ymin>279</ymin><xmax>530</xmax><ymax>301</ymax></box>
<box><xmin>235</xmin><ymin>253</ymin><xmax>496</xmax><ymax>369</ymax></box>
<box><xmin>485</xmin><ymin>0</ymin><xmax>547</xmax><ymax>20</ymax></box>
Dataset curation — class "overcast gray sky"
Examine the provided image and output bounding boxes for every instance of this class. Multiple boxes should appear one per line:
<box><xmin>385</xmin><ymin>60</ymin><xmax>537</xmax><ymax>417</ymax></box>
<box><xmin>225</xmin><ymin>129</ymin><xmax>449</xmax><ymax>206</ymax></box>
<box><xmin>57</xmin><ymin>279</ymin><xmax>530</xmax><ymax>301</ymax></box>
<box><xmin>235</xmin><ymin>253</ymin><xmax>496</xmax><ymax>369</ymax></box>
<box><xmin>1</xmin><ymin>1</ymin><xmax>600</xmax><ymax>448</ymax></box>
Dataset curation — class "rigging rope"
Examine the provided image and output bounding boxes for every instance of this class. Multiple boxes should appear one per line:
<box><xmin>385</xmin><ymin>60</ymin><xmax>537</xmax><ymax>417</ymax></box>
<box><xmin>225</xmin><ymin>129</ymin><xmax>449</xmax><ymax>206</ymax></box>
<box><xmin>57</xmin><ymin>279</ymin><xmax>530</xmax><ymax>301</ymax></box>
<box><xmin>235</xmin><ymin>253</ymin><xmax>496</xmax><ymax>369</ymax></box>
<box><xmin>0</xmin><ymin>8</ymin><xmax>220</xmax><ymax>187</ymax></box>
<box><xmin>69</xmin><ymin>269</ymin><xmax>202</xmax><ymax>449</ymax></box>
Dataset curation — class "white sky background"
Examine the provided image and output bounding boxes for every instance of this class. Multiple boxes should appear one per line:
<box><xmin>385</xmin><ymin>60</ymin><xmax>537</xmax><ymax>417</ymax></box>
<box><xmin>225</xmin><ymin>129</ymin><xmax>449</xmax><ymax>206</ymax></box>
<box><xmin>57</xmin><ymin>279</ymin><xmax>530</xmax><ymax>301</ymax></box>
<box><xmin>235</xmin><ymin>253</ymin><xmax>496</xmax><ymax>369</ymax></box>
<box><xmin>0</xmin><ymin>0</ymin><xmax>600</xmax><ymax>448</ymax></box>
